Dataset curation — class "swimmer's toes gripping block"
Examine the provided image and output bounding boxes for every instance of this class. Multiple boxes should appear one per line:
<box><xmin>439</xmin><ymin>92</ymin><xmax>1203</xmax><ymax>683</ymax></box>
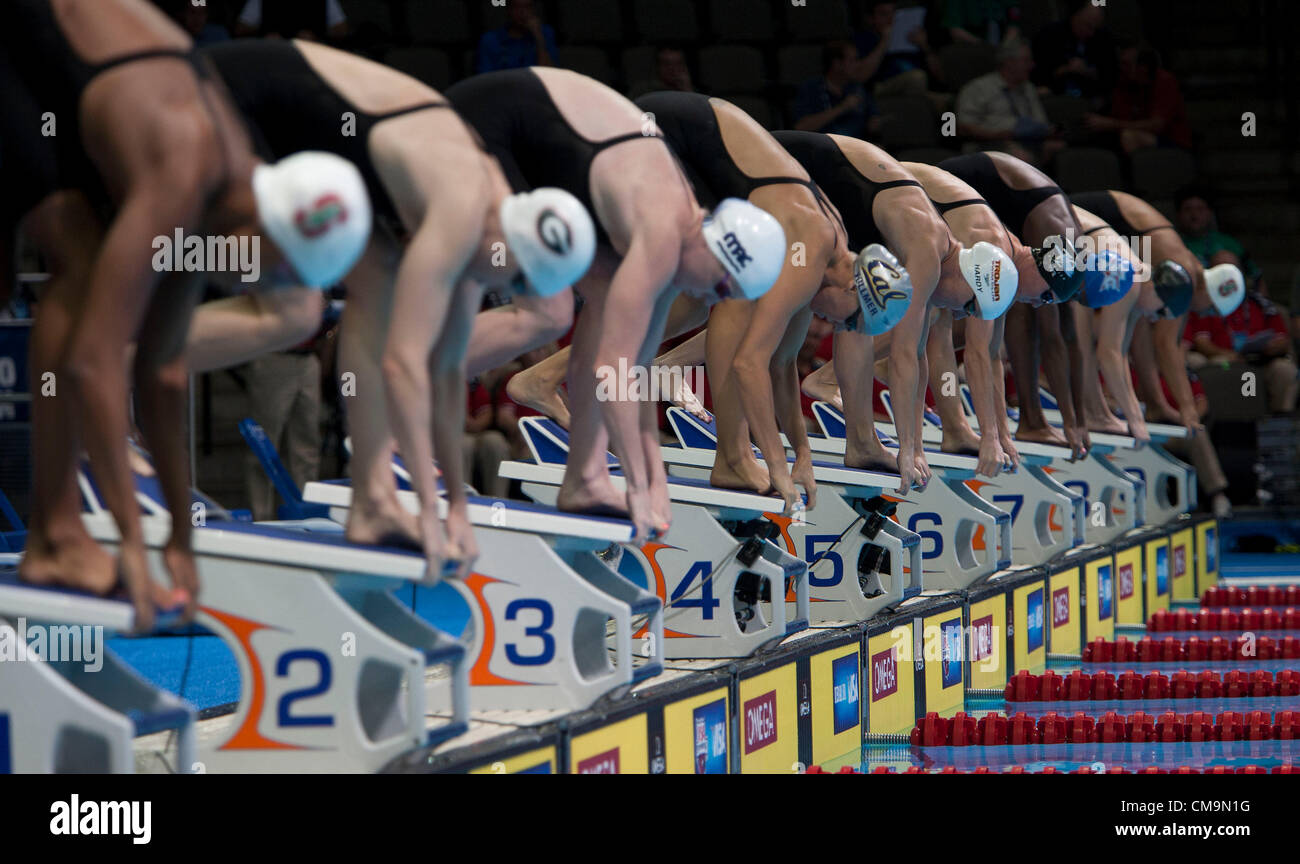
<box><xmin>85</xmin><ymin>515</ymin><xmax>468</xmax><ymax>773</ymax></box>
<box><xmin>425</xmin><ymin>527</ymin><xmax>663</xmax><ymax>712</ymax></box>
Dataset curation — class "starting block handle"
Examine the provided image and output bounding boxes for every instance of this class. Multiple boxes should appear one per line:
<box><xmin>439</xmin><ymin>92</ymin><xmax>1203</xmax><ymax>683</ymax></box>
<box><xmin>567</xmin><ymin>550</ymin><xmax>665</xmax><ymax>678</ymax></box>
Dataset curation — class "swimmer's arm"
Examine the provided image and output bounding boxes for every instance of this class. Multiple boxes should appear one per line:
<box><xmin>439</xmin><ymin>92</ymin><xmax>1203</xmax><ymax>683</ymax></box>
<box><xmin>963</xmin><ymin>317</ymin><xmax>1001</xmax><ymax>442</ymax></box>
<box><xmin>1152</xmin><ymin>314</ymin><xmax>1201</xmax><ymax>432</ymax></box>
<box><xmin>1095</xmin><ymin>304</ymin><xmax>1148</xmax><ymax>442</ymax></box>
<box><xmin>771</xmin><ymin>307</ymin><xmax>814</xmax><ymax>462</ymax></box>
<box><xmin>593</xmin><ymin>233</ymin><xmax>679</xmax><ymax>500</ymax></box>
<box><xmin>428</xmin><ymin>279</ymin><xmax>486</xmax><ymax>514</ymax></box>
<box><xmin>732</xmin><ymin>294</ymin><xmax>800</xmax><ymax>485</ymax></box>
<box><xmin>1037</xmin><ymin>304</ymin><xmax>1081</xmax><ymax>434</ymax></box>
<box><xmin>383</xmin><ymin>215</ymin><xmax>480</xmax><ymax>523</ymax></box>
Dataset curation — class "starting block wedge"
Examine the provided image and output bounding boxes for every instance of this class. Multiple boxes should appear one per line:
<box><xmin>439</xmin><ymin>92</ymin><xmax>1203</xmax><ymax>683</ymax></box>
<box><xmin>499</xmin><ymin>418</ymin><xmax>809</xmax><ymax>659</ymax></box>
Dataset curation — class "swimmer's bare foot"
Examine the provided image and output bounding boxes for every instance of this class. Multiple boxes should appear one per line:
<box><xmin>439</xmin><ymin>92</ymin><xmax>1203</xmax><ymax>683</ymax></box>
<box><xmin>710</xmin><ymin>454</ymin><xmax>773</xmax><ymax>495</ymax></box>
<box><xmin>1085</xmin><ymin>414</ymin><xmax>1129</xmax><ymax>435</ymax></box>
<box><xmin>1015</xmin><ymin>424</ymin><xmax>1069</xmax><ymax>448</ymax></box>
<box><xmin>844</xmin><ymin>441</ymin><xmax>899</xmax><ymax>474</ymax></box>
<box><xmin>19</xmin><ymin>531</ymin><xmax>117</xmax><ymax>594</ymax></box>
<box><xmin>558</xmin><ymin>476</ymin><xmax>636</xmax><ymax>531</ymax></box>
<box><xmin>940</xmin><ymin>427</ymin><xmax>983</xmax><ymax>457</ymax></box>
<box><xmin>346</xmin><ymin>496</ymin><xmax>421</xmax><ymax>549</ymax></box>
<box><xmin>507</xmin><ymin>369</ymin><xmax>571</xmax><ymax>428</ymax></box>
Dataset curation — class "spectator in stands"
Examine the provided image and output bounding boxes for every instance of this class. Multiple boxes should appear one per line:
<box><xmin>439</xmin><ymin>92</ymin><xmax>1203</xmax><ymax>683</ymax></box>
<box><xmin>854</xmin><ymin>1</ymin><xmax>944</xmax><ymax>101</ymax></box>
<box><xmin>1185</xmin><ymin>251</ymin><xmax>1298</xmax><ymax>414</ymax></box>
<box><xmin>164</xmin><ymin>0</ymin><xmax>232</xmax><ymax>46</ymax></box>
<box><xmin>244</xmin><ymin>339</ymin><xmax>325</xmax><ymax>521</ymax></box>
<box><xmin>1031</xmin><ymin>0</ymin><xmax>1116</xmax><ymax>103</ymax></box>
<box><xmin>629</xmin><ymin>46</ymin><xmax>697</xmax><ymax>98</ymax></box>
<box><xmin>942</xmin><ymin>0</ymin><xmax>1021</xmax><ymax>46</ymax></box>
<box><xmin>1176</xmin><ymin>186</ymin><xmax>1247</xmax><ymax>265</ymax></box>
<box><xmin>793</xmin><ymin>40</ymin><xmax>879</xmax><ymax>139</ymax></box>
<box><xmin>464</xmin><ymin>378</ymin><xmax>511</xmax><ymax>499</ymax></box>
<box><xmin>954</xmin><ymin>38</ymin><xmax>1062</xmax><ymax>166</ymax></box>
<box><xmin>1084</xmin><ymin>42</ymin><xmax>1191</xmax><ymax>153</ymax></box>
<box><xmin>1133</xmin><ymin>366</ymin><xmax>1233</xmax><ymax>517</ymax></box>
<box><xmin>234</xmin><ymin>0</ymin><xmax>348</xmax><ymax>43</ymax></box>
<box><xmin>476</xmin><ymin>0</ymin><xmax>558</xmax><ymax>74</ymax></box>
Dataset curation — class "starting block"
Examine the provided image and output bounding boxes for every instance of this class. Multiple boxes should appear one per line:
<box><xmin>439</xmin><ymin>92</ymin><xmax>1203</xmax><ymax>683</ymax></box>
<box><xmin>301</xmin><ymin>482</ymin><xmax>665</xmax><ymax>713</ymax></box>
<box><xmin>0</xmin><ymin>564</ymin><xmax>196</xmax><ymax>773</ymax></box>
<box><xmin>659</xmin><ymin>407</ymin><xmax>1010</xmax><ymax>593</ymax></box>
<box><xmin>807</xmin><ymin>401</ymin><xmax>1082</xmax><ymax>567</ymax></box>
<box><xmin>499</xmin><ymin>418</ymin><xmax>809</xmax><ymax>659</ymax></box>
<box><xmin>663</xmin><ymin>408</ymin><xmax>922</xmax><ymax>624</ymax></box>
<box><xmin>947</xmin><ymin>386</ymin><xmax>1145</xmax><ymax>545</ymax></box>
<box><xmin>243</xmin><ymin>417</ymin><xmax>663</xmax><ymax>715</ymax></box>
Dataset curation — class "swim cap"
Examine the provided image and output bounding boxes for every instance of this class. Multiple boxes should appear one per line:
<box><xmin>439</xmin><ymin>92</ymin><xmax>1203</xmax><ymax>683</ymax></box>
<box><xmin>500</xmin><ymin>188</ymin><xmax>597</xmax><ymax>296</ymax></box>
<box><xmin>853</xmin><ymin>244</ymin><xmax>913</xmax><ymax>334</ymax></box>
<box><xmin>1031</xmin><ymin>236</ymin><xmax>1084</xmax><ymax>303</ymax></box>
<box><xmin>958</xmin><ymin>241</ymin><xmax>1017</xmax><ymax>320</ymax></box>
<box><xmin>1153</xmin><ymin>259</ymin><xmax>1194</xmax><ymax>318</ymax></box>
<box><xmin>1205</xmin><ymin>262</ymin><xmax>1245</xmax><ymax>316</ymax></box>
<box><xmin>702</xmin><ymin>198</ymin><xmax>786</xmax><ymax>299</ymax></box>
<box><xmin>1079</xmin><ymin>249</ymin><xmax>1135</xmax><ymax>308</ymax></box>
<box><xmin>252</xmin><ymin>151</ymin><xmax>372</xmax><ymax>288</ymax></box>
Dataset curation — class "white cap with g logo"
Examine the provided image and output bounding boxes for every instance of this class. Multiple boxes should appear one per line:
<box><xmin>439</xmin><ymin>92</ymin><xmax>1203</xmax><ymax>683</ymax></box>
<box><xmin>500</xmin><ymin>188</ymin><xmax>597</xmax><ymax>296</ymax></box>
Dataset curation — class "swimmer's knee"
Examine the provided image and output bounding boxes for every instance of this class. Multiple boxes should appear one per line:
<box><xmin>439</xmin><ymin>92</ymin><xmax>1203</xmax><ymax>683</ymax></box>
<box><xmin>536</xmin><ymin>291</ymin><xmax>574</xmax><ymax>342</ymax></box>
<box><xmin>265</xmin><ymin>288</ymin><xmax>326</xmax><ymax>343</ymax></box>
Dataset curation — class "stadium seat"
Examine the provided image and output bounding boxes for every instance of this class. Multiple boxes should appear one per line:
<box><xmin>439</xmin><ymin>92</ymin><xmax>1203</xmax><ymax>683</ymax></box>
<box><xmin>710</xmin><ymin>0</ymin><xmax>776</xmax><ymax>42</ymax></box>
<box><xmin>1105</xmin><ymin>2</ymin><xmax>1145</xmax><ymax>41</ymax></box>
<box><xmin>1054</xmin><ymin>146</ymin><xmax>1124</xmax><ymax>193</ymax></box>
<box><xmin>561</xmin><ymin>46</ymin><xmax>616</xmax><ymax>87</ymax></box>
<box><xmin>876</xmin><ymin>95</ymin><xmax>939</xmax><ymax>150</ymax></box>
<box><xmin>622</xmin><ymin>45</ymin><xmax>658</xmax><ymax>92</ymax></box>
<box><xmin>406</xmin><ymin>0</ymin><xmax>469</xmax><ymax>45</ymax></box>
<box><xmin>1131</xmin><ymin>147</ymin><xmax>1197</xmax><ymax>198</ymax></box>
<box><xmin>939</xmin><ymin>41</ymin><xmax>997</xmax><ymax>92</ymax></box>
<box><xmin>1016</xmin><ymin>0</ymin><xmax>1063</xmax><ymax>40</ymax></box>
<box><xmin>784</xmin><ymin>0</ymin><xmax>852</xmax><ymax>41</ymax></box>
<box><xmin>728</xmin><ymin>95</ymin><xmax>780</xmax><ymax>130</ymax></box>
<box><xmin>895</xmin><ymin>146</ymin><xmax>960</xmax><ymax>165</ymax></box>
<box><xmin>699</xmin><ymin>45</ymin><xmax>767</xmax><ymax>95</ymax></box>
<box><xmin>778</xmin><ymin>44</ymin><xmax>824</xmax><ymax>87</ymax></box>
<box><xmin>340</xmin><ymin>0</ymin><xmax>394</xmax><ymax>41</ymax></box>
<box><xmin>634</xmin><ymin>0</ymin><xmax>700</xmax><ymax>43</ymax></box>
<box><xmin>384</xmin><ymin>47</ymin><xmax>452</xmax><ymax>90</ymax></box>
<box><xmin>558</xmin><ymin>0</ymin><xmax>625</xmax><ymax>43</ymax></box>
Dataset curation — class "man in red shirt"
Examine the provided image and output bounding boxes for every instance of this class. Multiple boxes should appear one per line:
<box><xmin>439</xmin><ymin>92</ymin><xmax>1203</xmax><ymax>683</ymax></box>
<box><xmin>1185</xmin><ymin>254</ymin><xmax>1298</xmax><ymax>413</ymax></box>
<box><xmin>1084</xmin><ymin>42</ymin><xmax>1192</xmax><ymax>153</ymax></box>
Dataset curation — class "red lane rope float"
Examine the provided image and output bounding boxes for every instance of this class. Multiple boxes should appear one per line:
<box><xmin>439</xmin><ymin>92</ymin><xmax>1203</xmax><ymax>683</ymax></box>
<box><xmin>909</xmin><ymin>709</ymin><xmax>1300</xmax><ymax>746</ymax></box>
<box><xmin>1083</xmin><ymin>635</ymin><xmax>1300</xmax><ymax>662</ymax></box>
<box><xmin>827</xmin><ymin>764</ymin><xmax>1300</xmax><ymax>774</ymax></box>
<box><xmin>1148</xmin><ymin>607</ymin><xmax>1300</xmax><ymax>632</ymax></box>
<box><xmin>1004</xmin><ymin>669</ymin><xmax>1300</xmax><ymax>701</ymax></box>
<box><xmin>1203</xmin><ymin>586</ymin><xmax>1300</xmax><ymax>608</ymax></box>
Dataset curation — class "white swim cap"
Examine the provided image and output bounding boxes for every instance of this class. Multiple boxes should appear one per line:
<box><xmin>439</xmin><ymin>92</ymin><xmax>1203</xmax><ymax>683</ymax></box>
<box><xmin>853</xmin><ymin>243</ymin><xmax>913</xmax><ymax>334</ymax></box>
<box><xmin>702</xmin><ymin>197</ymin><xmax>786</xmax><ymax>300</ymax></box>
<box><xmin>958</xmin><ymin>241</ymin><xmax>1017</xmax><ymax>320</ymax></box>
<box><xmin>252</xmin><ymin>151</ymin><xmax>372</xmax><ymax>288</ymax></box>
<box><xmin>1205</xmin><ymin>262</ymin><xmax>1245</xmax><ymax>316</ymax></box>
<box><xmin>500</xmin><ymin>188</ymin><xmax>596</xmax><ymax>296</ymax></box>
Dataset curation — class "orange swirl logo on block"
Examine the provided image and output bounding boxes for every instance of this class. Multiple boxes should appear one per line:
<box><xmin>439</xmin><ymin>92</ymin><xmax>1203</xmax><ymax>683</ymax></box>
<box><xmin>205</xmin><ymin>607</ymin><xmax>304</xmax><ymax>751</ymax></box>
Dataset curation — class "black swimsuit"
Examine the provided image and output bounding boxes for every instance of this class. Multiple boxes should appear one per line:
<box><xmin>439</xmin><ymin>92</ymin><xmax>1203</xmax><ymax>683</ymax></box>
<box><xmin>1</xmin><ymin>0</ymin><xmax>226</xmax><ymax>214</ymax></box>
<box><xmin>204</xmin><ymin>39</ymin><xmax>452</xmax><ymax>231</ymax></box>
<box><xmin>937</xmin><ymin>152</ymin><xmax>1064</xmax><ymax>239</ymax></box>
<box><xmin>447</xmin><ymin>69</ymin><xmax>669</xmax><ymax>245</ymax></box>
<box><xmin>636</xmin><ymin>92</ymin><xmax>846</xmax><ymax>244</ymax></box>
<box><xmin>1069</xmin><ymin>190</ymin><xmax>1174</xmax><ymax>238</ymax></box>
<box><xmin>772</xmin><ymin>130</ymin><xmax>921</xmax><ymax>251</ymax></box>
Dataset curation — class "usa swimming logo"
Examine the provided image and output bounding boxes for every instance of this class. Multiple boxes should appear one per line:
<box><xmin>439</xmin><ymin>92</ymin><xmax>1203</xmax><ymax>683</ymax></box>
<box><xmin>1097</xmin><ymin>563</ymin><xmax>1114</xmax><ymax>619</ymax></box>
<box><xmin>1155</xmin><ymin>545</ymin><xmax>1169</xmax><ymax>595</ymax></box>
<box><xmin>1026</xmin><ymin>588</ymin><xmax>1045</xmax><ymax>653</ymax></box>
<box><xmin>831</xmin><ymin>653</ymin><xmax>860</xmax><ymax>735</ymax></box>
<box><xmin>693</xmin><ymin>698</ymin><xmax>728</xmax><ymax>773</ymax></box>
<box><xmin>1206</xmin><ymin>527</ymin><xmax>1218</xmax><ymax>573</ymax></box>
